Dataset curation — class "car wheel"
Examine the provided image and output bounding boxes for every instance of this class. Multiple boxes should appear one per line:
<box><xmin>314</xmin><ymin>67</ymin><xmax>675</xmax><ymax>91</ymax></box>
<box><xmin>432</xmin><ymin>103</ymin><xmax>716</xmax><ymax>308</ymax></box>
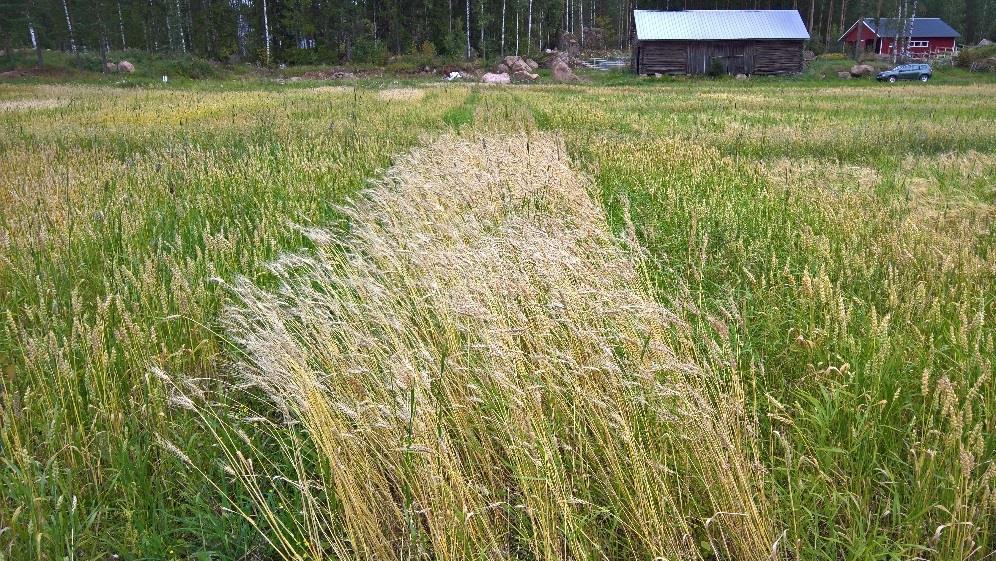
<box><xmin>920</xmin><ymin>74</ymin><xmax>929</xmax><ymax>82</ymax></box>
<box><xmin>888</xmin><ymin>76</ymin><xmax>897</xmax><ymax>83</ymax></box>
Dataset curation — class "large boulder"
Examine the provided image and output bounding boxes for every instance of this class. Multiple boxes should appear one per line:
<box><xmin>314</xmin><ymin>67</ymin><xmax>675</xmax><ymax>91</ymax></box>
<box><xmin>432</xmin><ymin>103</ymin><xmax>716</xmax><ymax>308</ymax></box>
<box><xmin>502</xmin><ymin>56</ymin><xmax>532</xmax><ymax>74</ymax></box>
<box><xmin>526</xmin><ymin>58</ymin><xmax>539</xmax><ymax>70</ymax></box>
<box><xmin>803</xmin><ymin>50</ymin><xmax>817</xmax><ymax>61</ymax></box>
<box><xmin>117</xmin><ymin>60</ymin><xmax>135</xmax><ymax>73</ymax></box>
<box><xmin>551</xmin><ymin>60</ymin><xmax>578</xmax><ymax>82</ymax></box>
<box><xmin>837</xmin><ymin>71</ymin><xmax>852</xmax><ymax>79</ymax></box>
<box><xmin>546</xmin><ymin>51</ymin><xmax>570</xmax><ymax>69</ymax></box>
<box><xmin>547</xmin><ymin>50</ymin><xmax>579</xmax><ymax>82</ymax></box>
<box><xmin>850</xmin><ymin>64</ymin><xmax>875</xmax><ymax>77</ymax></box>
<box><xmin>512</xmin><ymin>70</ymin><xmax>538</xmax><ymax>81</ymax></box>
<box><xmin>104</xmin><ymin>62</ymin><xmax>118</xmax><ymax>73</ymax></box>
<box><xmin>482</xmin><ymin>72</ymin><xmax>511</xmax><ymax>84</ymax></box>
<box><xmin>978</xmin><ymin>38</ymin><xmax>993</xmax><ymax>46</ymax></box>
<box><xmin>496</xmin><ymin>62</ymin><xmax>510</xmax><ymax>73</ymax></box>
<box><xmin>735</xmin><ymin>73</ymin><xmax>748</xmax><ymax>80</ymax></box>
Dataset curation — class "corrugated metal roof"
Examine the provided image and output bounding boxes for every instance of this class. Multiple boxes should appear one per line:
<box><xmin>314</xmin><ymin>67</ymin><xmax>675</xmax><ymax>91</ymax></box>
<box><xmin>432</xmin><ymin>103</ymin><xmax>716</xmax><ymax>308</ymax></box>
<box><xmin>873</xmin><ymin>18</ymin><xmax>961</xmax><ymax>38</ymax></box>
<box><xmin>633</xmin><ymin>10</ymin><xmax>810</xmax><ymax>41</ymax></box>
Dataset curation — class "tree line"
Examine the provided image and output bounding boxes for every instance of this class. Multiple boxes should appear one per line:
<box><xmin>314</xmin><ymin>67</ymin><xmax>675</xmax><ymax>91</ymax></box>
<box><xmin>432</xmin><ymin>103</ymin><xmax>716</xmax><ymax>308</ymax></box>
<box><xmin>1</xmin><ymin>0</ymin><xmax>993</xmax><ymax>66</ymax></box>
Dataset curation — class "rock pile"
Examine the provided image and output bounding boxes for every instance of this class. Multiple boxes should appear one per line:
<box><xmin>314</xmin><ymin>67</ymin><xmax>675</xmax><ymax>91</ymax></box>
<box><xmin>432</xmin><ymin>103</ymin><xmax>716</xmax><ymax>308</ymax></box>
<box><xmin>850</xmin><ymin>64</ymin><xmax>875</xmax><ymax>77</ymax></box>
<box><xmin>496</xmin><ymin>56</ymin><xmax>539</xmax><ymax>81</ymax></box>
<box><xmin>104</xmin><ymin>60</ymin><xmax>135</xmax><ymax>73</ymax></box>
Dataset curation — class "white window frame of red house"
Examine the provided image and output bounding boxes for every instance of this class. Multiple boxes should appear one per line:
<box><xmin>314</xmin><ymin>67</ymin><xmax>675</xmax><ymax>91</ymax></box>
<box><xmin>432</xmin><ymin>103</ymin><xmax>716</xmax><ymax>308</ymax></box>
<box><xmin>909</xmin><ymin>40</ymin><xmax>929</xmax><ymax>48</ymax></box>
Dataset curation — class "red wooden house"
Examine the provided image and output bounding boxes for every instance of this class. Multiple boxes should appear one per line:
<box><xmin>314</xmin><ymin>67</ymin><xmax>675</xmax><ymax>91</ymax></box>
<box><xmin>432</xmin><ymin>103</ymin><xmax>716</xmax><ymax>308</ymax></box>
<box><xmin>839</xmin><ymin>17</ymin><xmax>960</xmax><ymax>57</ymax></box>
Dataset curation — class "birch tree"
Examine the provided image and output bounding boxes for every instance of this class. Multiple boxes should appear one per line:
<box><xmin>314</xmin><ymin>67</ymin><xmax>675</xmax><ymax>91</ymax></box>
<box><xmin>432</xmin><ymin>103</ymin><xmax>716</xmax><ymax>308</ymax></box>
<box><xmin>28</xmin><ymin>17</ymin><xmax>43</xmax><ymax>66</ymax></box>
<box><xmin>580</xmin><ymin>0</ymin><xmax>584</xmax><ymax>46</ymax></box>
<box><xmin>526</xmin><ymin>0</ymin><xmax>532</xmax><ymax>54</ymax></box>
<box><xmin>61</xmin><ymin>0</ymin><xmax>77</xmax><ymax>54</ymax></box>
<box><xmin>175</xmin><ymin>0</ymin><xmax>187</xmax><ymax>52</ymax></box>
<box><xmin>117</xmin><ymin>0</ymin><xmax>126</xmax><ymax>49</ymax></box>
<box><xmin>515</xmin><ymin>3</ymin><xmax>519</xmax><ymax>54</ymax></box>
<box><xmin>501</xmin><ymin>0</ymin><xmax>506</xmax><ymax>55</ymax></box>
<box><xmin>262</xmin><ymin>0</ymin><xmax>271</xmax><ymax>64</ymax></box>
<box><xmin>24</xmin><ymin>0</ymin><xmax>44</xmax><ymax>67</ymax></box>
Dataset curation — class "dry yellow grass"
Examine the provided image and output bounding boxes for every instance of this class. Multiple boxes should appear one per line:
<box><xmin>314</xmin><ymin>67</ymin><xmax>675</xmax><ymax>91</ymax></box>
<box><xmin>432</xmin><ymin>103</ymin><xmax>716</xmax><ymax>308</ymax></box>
<box><xmin>377</xmin><ymin>87</ymin><xmax>426</xmax><ymax>102</ymax></box>
<box><xmin>174</xmin><ymin>133</ymin><xmax>777</xmax><ymax>560</ymax></box>
<box><xmin>310</xmin><ymin>85</ymin><xmax>353</xmax><ymax>94</ymax></box>
<box><xmin>0</xmin><ymin>98</ymin><xmax>68</xmax><ymax>111</ymax></box>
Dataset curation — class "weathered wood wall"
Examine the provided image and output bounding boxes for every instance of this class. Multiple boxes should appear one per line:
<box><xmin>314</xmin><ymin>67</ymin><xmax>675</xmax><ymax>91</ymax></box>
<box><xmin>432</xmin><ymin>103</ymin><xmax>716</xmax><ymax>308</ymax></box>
<box><xmin>634</xmin><ymin>40</ymin><xmax>804</xmax><ymax>75</ymax></box>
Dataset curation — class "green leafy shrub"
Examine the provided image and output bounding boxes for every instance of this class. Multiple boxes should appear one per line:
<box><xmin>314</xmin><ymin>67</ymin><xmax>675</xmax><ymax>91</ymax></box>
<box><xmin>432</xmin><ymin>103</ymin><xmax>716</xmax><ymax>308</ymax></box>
<box><xmin>163</xmin><ymin>55</ymin><xmax>217</xmax><ymax>79</ymax></box>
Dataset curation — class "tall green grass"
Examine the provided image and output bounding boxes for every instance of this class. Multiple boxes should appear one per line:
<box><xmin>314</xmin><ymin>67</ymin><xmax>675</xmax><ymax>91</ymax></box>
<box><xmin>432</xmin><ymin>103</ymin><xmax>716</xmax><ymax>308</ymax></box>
<box><xmin>1</xmin><ymin>79</ymin><xmax>994</xmax><ymax>560</ymax></box>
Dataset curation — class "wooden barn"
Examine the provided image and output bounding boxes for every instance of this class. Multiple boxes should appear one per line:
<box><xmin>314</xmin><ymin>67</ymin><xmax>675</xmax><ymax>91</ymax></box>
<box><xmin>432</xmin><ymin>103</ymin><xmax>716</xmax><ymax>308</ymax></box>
<box><xmin>631</xmin><ymin>10</ymin><xmax>810</xmax><ymax>76</ymax></box>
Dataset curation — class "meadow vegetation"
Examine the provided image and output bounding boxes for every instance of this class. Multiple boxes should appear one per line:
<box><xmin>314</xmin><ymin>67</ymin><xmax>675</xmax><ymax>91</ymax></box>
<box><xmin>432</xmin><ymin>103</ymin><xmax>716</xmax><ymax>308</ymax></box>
<box><xmin>1</xmin><ymin>77</ymin><xmax>994</xmax><ymax>560</ymax></box>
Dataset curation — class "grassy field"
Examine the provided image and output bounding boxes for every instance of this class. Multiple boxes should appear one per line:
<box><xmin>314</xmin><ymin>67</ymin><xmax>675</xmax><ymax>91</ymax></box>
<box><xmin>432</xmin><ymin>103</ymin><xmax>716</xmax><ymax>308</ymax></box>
<box><xmin>1</xmin><ymin>76</ymin><xmax>994</xmax><ymax>560</ymax></box>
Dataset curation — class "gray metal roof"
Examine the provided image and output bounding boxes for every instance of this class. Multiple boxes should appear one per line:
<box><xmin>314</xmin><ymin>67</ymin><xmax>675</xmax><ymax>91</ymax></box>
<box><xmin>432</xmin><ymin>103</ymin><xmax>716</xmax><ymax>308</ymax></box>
<box><xmin>634</xmin><ymin>10</ymin><xmax>810</xmax><ymax>41</ymax></box>
<box><xmin>872</xmin><ymin>18</ymin><xmax>961</xmax><ymax>38</ymax></box>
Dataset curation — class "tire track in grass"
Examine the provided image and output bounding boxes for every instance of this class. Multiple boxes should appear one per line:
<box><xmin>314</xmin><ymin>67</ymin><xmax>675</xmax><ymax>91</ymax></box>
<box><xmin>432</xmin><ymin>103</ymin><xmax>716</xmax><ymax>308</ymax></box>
<box><xmin>441</xmin><ymin>87</ymin><xmax>479</xmax><ymax>131</ymax></box>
